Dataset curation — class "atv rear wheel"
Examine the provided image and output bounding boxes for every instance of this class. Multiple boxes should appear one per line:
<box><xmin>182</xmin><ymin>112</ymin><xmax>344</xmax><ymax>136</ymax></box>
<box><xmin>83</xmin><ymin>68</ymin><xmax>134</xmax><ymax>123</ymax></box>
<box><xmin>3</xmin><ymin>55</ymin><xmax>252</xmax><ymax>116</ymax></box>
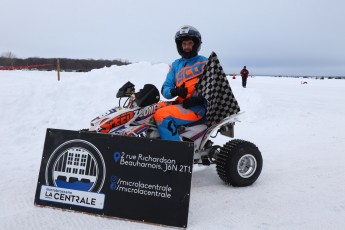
<box><xmin>216</xmin><ymin>139</ymin><xmax>262</xmax><ymax>186</ymax></box>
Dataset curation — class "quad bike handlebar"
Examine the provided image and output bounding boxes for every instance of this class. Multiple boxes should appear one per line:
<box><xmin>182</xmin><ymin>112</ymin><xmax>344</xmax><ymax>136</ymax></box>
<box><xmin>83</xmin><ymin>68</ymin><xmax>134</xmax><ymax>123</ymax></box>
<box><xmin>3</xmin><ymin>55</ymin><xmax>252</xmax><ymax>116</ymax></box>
<box><xmin>116</xmin><ymin>81</ymin><xmax>160</xmax><ymax>108</ymax></box>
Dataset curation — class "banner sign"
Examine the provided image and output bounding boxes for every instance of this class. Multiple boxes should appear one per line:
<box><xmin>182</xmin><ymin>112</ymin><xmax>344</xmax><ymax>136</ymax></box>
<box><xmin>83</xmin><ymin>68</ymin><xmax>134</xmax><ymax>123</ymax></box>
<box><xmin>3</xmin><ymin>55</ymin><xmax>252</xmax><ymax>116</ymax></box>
<box><xmin>35</xmin><ymin>128</ymin><xmax>194</xmax><ymax>228</ymax></box>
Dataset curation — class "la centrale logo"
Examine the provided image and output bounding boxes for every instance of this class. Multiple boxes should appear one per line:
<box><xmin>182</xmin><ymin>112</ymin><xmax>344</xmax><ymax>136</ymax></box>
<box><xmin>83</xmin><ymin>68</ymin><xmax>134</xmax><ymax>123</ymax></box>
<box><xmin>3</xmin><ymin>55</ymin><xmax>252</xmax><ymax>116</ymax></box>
<box><xmin>45</xmin><ymin>139</ymin><xmax>106</xmax><ymax>193</ymax></box>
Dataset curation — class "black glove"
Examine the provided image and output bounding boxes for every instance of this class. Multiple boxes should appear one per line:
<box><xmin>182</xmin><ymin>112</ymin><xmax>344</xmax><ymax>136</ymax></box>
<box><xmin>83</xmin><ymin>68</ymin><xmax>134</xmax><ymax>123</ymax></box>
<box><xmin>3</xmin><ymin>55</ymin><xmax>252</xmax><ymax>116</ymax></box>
<box><xmin>170</xmin><ymin>83</ymin><xmax>188</xmax><ymax>98</ymax></box>
<box><xmin>182</xmin><ymin>96</ymin><xmax>204</xmax><ymax>109</ymax></box>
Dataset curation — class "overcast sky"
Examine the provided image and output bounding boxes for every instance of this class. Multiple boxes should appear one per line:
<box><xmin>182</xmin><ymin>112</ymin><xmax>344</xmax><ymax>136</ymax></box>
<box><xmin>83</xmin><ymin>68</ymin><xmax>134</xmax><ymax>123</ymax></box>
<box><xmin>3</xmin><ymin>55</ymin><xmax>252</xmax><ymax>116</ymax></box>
<box><xmin>1</xmin><ymin>0</ymin><xmax>344</xmax><ymax>76</ymax></box>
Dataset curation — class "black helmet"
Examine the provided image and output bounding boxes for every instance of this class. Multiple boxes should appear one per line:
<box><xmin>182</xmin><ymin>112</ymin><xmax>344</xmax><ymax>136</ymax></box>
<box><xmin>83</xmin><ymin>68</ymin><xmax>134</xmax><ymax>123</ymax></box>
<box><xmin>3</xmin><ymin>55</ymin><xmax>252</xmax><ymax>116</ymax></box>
<box><xmin>175</xmin><ymin>25</ymin><xmax>202</xmax><ymax>59</ymax></box>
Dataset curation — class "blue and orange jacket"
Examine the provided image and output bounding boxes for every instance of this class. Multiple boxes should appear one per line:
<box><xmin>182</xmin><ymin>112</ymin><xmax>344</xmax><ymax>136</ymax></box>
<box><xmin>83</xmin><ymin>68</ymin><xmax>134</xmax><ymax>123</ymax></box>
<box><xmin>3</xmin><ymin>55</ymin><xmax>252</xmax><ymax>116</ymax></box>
<box><xmin>162</xmin><ymin>55</ymin><xmax>208</xmax><ymax>103</ymax></box>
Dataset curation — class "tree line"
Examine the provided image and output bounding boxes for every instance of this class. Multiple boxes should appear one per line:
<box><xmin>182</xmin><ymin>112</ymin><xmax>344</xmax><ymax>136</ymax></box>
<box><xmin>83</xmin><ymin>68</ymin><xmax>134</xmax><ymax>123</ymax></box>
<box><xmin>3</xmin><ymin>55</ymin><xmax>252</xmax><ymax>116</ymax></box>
<box><xmin>0</xmin><ymin>52</ymin><xmax>130</xmax><ymax>72</ymax></box>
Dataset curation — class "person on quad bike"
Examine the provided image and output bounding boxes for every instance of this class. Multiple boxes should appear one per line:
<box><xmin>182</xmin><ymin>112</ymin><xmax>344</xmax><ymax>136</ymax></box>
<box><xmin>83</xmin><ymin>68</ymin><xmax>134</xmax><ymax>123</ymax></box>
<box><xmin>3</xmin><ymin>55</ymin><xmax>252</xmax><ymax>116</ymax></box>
<box><xmin>153</xmin><ymin>25</ymin><xmax>208</xmax><ymax>141</ymax></box>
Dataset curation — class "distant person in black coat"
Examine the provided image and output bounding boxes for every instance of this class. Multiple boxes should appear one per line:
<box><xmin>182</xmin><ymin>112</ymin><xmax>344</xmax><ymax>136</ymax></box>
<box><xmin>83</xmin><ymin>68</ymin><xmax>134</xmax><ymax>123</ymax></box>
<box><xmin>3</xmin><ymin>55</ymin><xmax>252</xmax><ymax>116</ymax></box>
<box><xmin>240</xmin><ymin>66</ymin><xmax>249</xmax><ymax>88</ymax></box>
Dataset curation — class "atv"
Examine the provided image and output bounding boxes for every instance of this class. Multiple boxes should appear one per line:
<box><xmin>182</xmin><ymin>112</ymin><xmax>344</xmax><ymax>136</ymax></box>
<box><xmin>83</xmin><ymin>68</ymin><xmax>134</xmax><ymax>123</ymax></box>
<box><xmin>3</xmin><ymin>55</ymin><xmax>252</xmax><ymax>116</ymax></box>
<box><xmin>85</xmin><ymin>81</ymin><xmax>263</xmax><ymax>187</ymax></box>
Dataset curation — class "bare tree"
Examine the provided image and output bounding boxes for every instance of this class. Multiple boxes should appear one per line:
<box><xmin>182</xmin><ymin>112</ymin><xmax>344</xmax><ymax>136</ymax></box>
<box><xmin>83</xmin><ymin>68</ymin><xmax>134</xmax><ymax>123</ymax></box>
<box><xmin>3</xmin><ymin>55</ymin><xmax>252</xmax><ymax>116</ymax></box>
<box><xmin>1</xmin><ymin>52</ymin><xmax>17</xmax><ymax>67</ymax></box>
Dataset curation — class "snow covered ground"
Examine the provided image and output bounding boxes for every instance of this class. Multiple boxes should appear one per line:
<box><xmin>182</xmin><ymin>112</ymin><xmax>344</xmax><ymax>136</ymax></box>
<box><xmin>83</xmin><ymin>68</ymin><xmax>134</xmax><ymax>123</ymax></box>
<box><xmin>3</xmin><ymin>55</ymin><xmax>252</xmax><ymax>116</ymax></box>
<box><xmin>1</xmin><ymin>63</ymin><xmax>345</xmax><ymax>230</ymax></box>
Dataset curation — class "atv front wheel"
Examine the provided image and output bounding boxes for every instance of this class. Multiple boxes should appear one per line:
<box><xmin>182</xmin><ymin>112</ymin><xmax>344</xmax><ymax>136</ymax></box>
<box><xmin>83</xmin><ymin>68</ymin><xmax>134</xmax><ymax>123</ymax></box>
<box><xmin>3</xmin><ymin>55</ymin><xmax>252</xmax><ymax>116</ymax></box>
<box><xmin>216</xmin><ymin>139</ymin><xmax>262</xmax><ymax>186</ymax></box>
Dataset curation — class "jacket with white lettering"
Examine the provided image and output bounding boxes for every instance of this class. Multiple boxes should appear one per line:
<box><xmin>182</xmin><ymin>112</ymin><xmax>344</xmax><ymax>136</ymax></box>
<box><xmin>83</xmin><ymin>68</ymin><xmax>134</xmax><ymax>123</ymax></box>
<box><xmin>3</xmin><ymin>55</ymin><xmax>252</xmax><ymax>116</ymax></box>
<box><xmin>162</xmin><ymin>55</ymin><xmax>208</xmax><ymax>103</ymax></box>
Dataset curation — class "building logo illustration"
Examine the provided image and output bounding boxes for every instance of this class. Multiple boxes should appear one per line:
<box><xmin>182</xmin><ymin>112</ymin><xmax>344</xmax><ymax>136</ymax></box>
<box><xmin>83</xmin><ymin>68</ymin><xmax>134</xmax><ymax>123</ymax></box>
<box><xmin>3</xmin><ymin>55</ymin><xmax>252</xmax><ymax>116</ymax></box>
<box><xmin>45</xmin><ymin>139</ymin><xmax>106</xmax><ymax>193</ymax></box>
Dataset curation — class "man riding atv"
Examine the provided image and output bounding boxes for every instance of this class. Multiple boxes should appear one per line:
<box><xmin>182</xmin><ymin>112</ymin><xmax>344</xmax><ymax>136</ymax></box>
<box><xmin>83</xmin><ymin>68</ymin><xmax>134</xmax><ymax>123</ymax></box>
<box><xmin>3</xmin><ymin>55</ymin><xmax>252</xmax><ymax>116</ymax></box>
<box><xmin>154</xmin><ymin>25</ymin><xmax>208</xmax><ymax>141</ymax></box>
<box><xmin>85</xmin><ymin>26</ymin><xmax>262</xmax><ymax>187</ymax></box>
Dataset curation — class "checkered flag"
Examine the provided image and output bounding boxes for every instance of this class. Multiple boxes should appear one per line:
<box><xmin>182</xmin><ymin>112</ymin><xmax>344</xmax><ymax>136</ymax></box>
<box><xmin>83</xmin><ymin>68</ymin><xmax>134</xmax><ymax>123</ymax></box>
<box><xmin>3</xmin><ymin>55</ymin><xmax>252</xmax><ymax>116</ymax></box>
<box><xmin>196</xmin><ymin>52</ymin><xmax>240</xmax><ymax>126</ymax></box>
